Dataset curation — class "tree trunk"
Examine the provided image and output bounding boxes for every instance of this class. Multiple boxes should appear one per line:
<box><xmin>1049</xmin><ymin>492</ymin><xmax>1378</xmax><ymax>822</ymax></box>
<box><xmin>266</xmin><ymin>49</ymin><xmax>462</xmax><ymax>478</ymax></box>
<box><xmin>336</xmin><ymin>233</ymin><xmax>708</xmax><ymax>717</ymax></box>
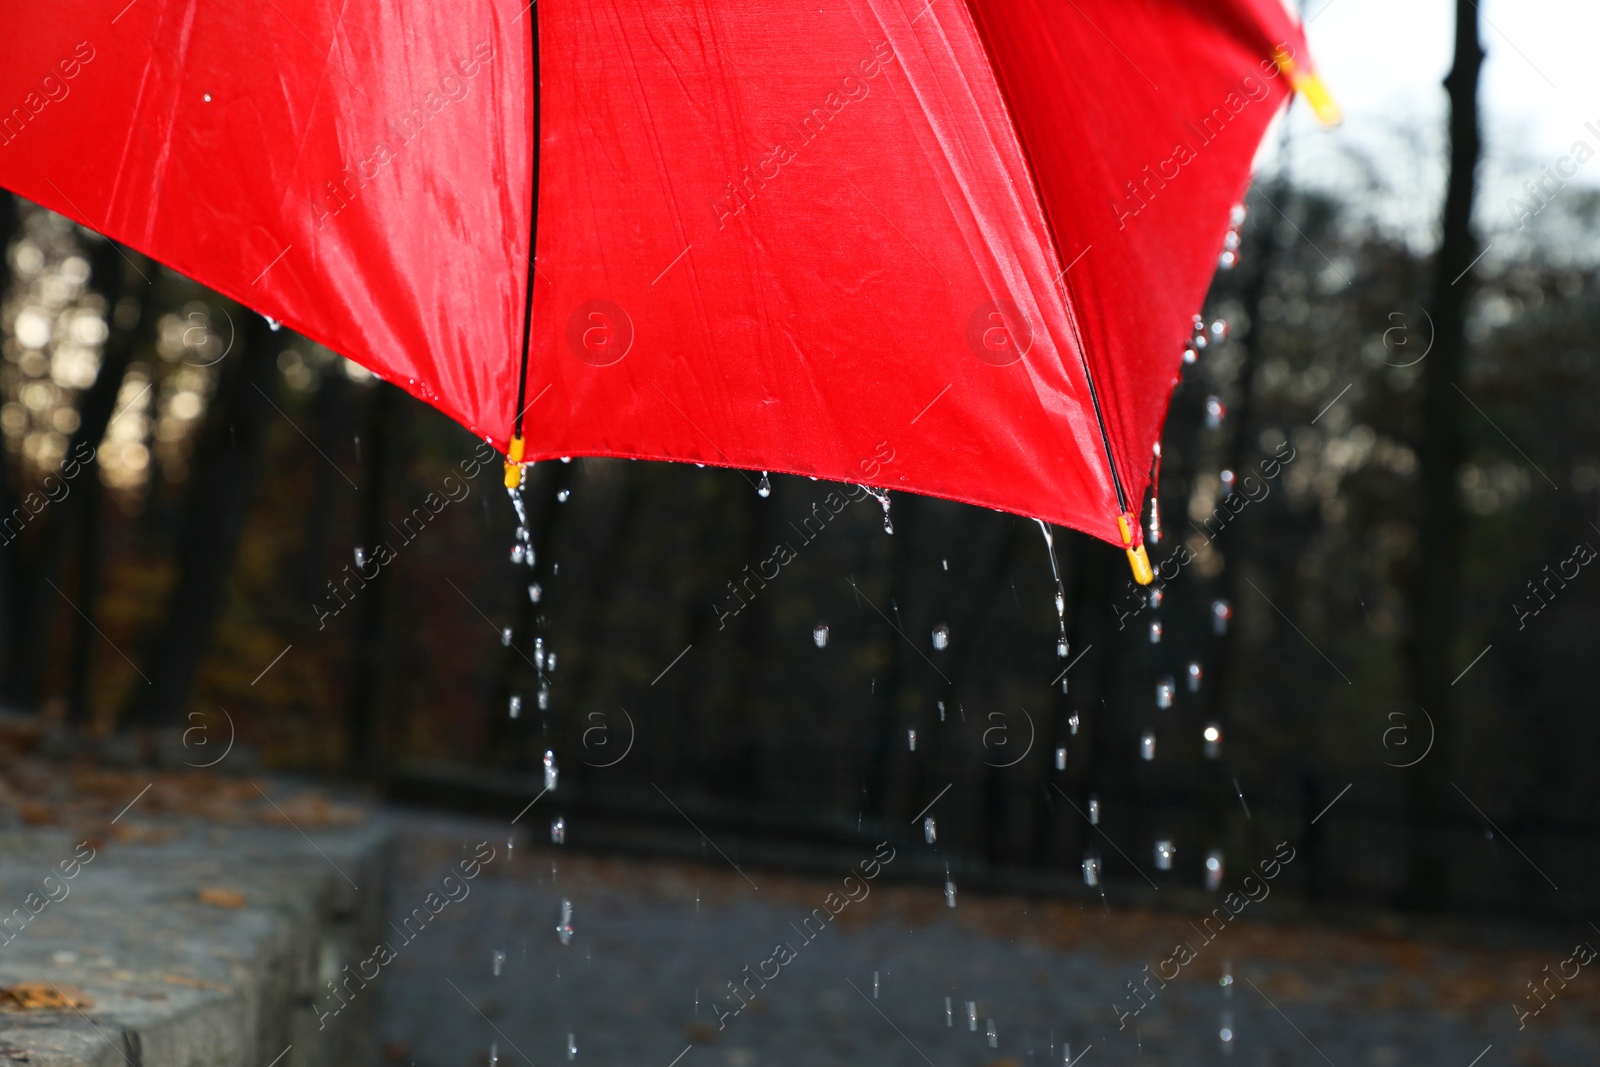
<box><xmin>122</xmin><ymin>313</ymin><xmax>282</xmax><ymax>729</ymax></box>
<box><xmin>1405</xmin><ymin>0</ymin><xmax>1482</xmax><ymax>910</ymax></box>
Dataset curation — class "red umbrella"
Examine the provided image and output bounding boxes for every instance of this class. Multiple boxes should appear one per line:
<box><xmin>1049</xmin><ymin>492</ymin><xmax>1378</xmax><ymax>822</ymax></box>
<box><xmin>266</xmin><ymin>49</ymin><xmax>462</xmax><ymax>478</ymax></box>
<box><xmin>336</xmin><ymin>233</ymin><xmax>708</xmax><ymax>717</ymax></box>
<box><xmin>0</xmin><ymin>0</ymin><xmax>1333</xmax><ymax>582</ymax></box>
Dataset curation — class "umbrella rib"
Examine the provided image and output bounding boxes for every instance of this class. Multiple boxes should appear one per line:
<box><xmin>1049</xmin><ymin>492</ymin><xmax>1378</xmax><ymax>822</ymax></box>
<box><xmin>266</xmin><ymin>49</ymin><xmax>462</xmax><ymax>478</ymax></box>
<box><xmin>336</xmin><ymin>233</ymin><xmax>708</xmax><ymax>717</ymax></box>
<box><xmin>512</xmin><ymin>0</ymin><xmax>543</xmax><ymax>443</ymax></box>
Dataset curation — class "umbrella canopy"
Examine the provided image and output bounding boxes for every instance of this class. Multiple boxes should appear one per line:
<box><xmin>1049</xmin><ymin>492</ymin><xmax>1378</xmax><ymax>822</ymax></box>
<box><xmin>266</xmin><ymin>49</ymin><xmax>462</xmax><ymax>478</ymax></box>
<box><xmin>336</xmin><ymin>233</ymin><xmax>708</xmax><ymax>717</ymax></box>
<box><xmin>0</xmin><ymin>0</ymin><xmax>1331</xmax><ymax>579</ymax></box>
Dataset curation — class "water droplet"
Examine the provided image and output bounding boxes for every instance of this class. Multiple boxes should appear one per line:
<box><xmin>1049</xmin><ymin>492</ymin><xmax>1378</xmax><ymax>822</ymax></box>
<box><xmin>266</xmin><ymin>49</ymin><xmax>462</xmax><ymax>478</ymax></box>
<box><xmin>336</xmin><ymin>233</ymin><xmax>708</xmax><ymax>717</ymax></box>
<box><xmin>873</xmin><ymin>971</ymin><xmax>880</xmax><ymax>998</ymax></box>
<box><xmin>203</xmin><ymin>93</ymin><xmax>212</xmax><ymax>102</ymax></box>
<box><xmin>543</xmin><ymin>750</ymin><xmax>559</xmax><ymax>792</ymax></box>
<box><xmin>1218</xmin><ymin>249</ymin><xmax>1237</xmax><ymax>270</ymax></box>
<box><xmin>1067</xmin><ymin>712</ymin><xmax>1080</xmax><ymax>735</ymax></box>
<box><xmin>987</xmin><ymin>1019</ymin><xmax>998</xmax><ymax>1049</ymax></box>
<box><xmin>500</xmin><ymin>627</ymin><xmax>513</xmax><ymax>647</ymax></box>
<box><xmin>813</xmin><ymin>623</ymin><xmax>829</xmax><ymax>649</ymax></box>
<box><xmin>1221</xmin><ymin>959</ymin><xmax>1234</xmax><ymax>989</ymax></box>
<box><xmin>907</xmin><ymin>729</ymin><xmax>917</xmax><ymax>751</ymax></box>
<box><xmin>944</xmin><ymin>996</ymin><xmax>953</xmax><ymax>1027</ymax></box>
<box><xmin>923</xmin><ymin>817</ymin><xmax>937</xmax><ymax>844</ymax></box>
<box><xmin>966</xmin><ymin>1001</ymin><xmax>977</xmax><ymax>1031</ymax></box>
<box><xmin>556</xmin><ymin>897</ymin><xmax>573</xmax><ymax>944</ymax></box>
<box><xmin>528</xmin><ymin>583</ymin><xmax>542</xmax><ymax>603</ymax></box>
<box><xmin>551</xmin><ymin>816</ymin><xmax>565</xmax><ymax>845</ymax></box>
<box><xmin>1212</xmin><ymin>599</ymin><xmax>1233</xmax><ymax>635</ymax></box>
<box><xmin>264</xmin><ymin>315</ymin><xmax>281</xmax><ymax>331</ymax></box>
<box><xmin>538</xmin><ymin>682</ymin><xmax>551</xmax><ymax>710</ymax></box>
<box><xmin>1187</xmin><ymin>662</ymin><xmax>1203</xmax><ymax>692</ymax></box>
<box><xmin>1082</xmin><ymin>851</ymin><xmax>1101</xmax><ymax>887</ymax></box>
<box><xmin>1219</xmin><ymin>469</ymin><xmax>1236</xmax><ymax>497</ymax></box>
<box><xmin>1219</xmin><ymin>1009</ymin><xmax>1235</xmax><ymax>1051</ymax></box>
<box><xmin>1205</xmin><ymin>396</ymin><xmax>1226</xmax><ymax>430</ymax></box>
<box><xmin>490</xmin><ymin>1042</ymin><xmax>499</xmax><ymax>1066</ymax></box>
<box><xmin>864</xmin><ymin>486</ymin><xmax>893</xmax><ymax>533</ymax></box>
<box><xmin>560</xmin><ymin>456</ymin><xmax>571</xmax><ymax>463</ymax></box>
<box><xmin>1148</xmin><ymin>587</ymin><xmax>1164</xmax><ymax>609</ymax></box>
<box><xmin>944</xmin><ymin>879</ymin><xmax>957</xmax><ymax>908</ymax></box>
<box><xmin>942</xmin><ymin>559</ymin><xmax>949</xmax><ymax>571</ymax></box>
<box><xmin>1229</xmin><ymin>203</ymin><xmax>1248</xmax><ymax>227</ymax></box>
<box><xmin>1210</xmin><ymin>319</ymin><xmax>1229</xmax><ymax>342</ymax></box>
<box><xmin>1140</xmin><ymin>731</ymin><xmax>1157</xmax><ymax>761</ymax></box>
<box><xmin>508</xmin><ymin>694</ymin><xmax>522</xmax><ymax>719</ymax></box>
<box><xmin>1156</xmin><ymin>678</ymin><xmax>1174</xmax><ymax>709</ymax></box>
<box><xmin>1204</xmin><ymin>723</ymin><xmax>1223</xmax><ymax>759</ymax></box>
<box><xmin>1062</xmin><ymin>1043</ymin><xmax>1073</xmax><ymax>1065</ymax></box>
<box><xmin>931</xmin><ymin>624</ymin><xmax>950</xmax><ymax>651</ymax></box>
<box><xmin>567</xmin><ymin>1033</ymin><xmax>577</xmax><ymax>1060</ymax></box>
<box><xmin>511</xmin><ymin>544</ymin><xmax>526</xmax><ymax>564</ymax></box>
<box><xmin>757</xmin><ymin>472</ymin><xmax>771</xmax><ymax>498</ymax></box>
<box><xmin>535</xmin><ymin>637</ymin><xmax>546</xmax><ymax>671</ymax></box>
<box><xmin>1205</xmin><ymin>850</ymin><xmax>1224</xmax><ymax>891</ymax></box>
<box><xmin>556</xmin><ymin>488</ymin><xmax>571</xmax><ymax>503</ymax></box>
<box><xmin>1055</xmin><ymin>746</ymin><xmax>1067</xmax><ymax>771</ymax></box>
<box><xmin>1148</xmin><ymin>620</ymin><xmax>1163</xmax><ymax>644</ymax></box>
<box><xmin>1087</xmin><ymin>795</ymin><xmax>1100</xmax><ymax>824</ymax></box>
<box><xmin>1154</xmin><ymin>838</ymin><xmax>1176</xmax><ymax>870</ymax></box>
<box><xmin>547</xmin><ymin>650</ymin><xmax>557</xmax><ymax>672</ymax></box>
<box><xmin>353</xmin><ymin>546</ymin><xmax>367</xmax><ymax>568</ymax></box>
<box><xmin>492</xmin><ymin>949</ymin><xmax>505</xmax><ymax>976</ymax></box>
<box><xmin>937</xmin><ymin>700</ymin><xmax>946</xmax><ymax>721</ymax></box>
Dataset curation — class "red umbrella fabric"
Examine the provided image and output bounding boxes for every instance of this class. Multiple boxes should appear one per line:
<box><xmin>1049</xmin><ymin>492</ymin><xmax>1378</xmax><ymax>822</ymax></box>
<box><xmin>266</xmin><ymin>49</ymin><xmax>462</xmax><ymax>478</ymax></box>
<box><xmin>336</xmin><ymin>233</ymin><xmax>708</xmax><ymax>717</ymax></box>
<box><xmin>0</xmin><ymin>0</ymin><xmax>1331</xmax><ymax>580</ymax></box>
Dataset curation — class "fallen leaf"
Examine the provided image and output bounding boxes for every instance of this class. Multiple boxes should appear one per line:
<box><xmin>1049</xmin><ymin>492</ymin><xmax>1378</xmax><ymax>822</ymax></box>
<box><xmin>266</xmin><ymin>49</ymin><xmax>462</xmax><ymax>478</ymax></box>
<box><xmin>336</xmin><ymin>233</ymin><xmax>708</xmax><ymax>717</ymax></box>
<box><xmin>197</xmin><ymin>887</ymin><xmax>244</xmax><ymax>908</ymax></box>
<box><xmin>0</xmin><ymin>983</ymin><xmax>91</xmax><ymax>1011</ymax></box>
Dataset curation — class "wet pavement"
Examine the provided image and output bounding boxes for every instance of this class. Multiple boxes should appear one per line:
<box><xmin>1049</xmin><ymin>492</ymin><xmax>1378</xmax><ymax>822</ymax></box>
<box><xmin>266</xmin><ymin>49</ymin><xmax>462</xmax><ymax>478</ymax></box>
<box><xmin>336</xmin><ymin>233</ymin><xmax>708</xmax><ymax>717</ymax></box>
<box><xmin>377</xmin><ymin>813</ymin><xmax>1600</xmax><ymax>1067</ymax></box>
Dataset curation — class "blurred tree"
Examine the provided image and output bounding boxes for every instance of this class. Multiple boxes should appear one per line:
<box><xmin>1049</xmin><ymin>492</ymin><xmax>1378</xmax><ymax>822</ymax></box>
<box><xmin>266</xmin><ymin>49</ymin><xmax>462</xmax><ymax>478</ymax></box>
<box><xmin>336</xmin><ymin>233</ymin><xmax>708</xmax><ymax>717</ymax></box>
<box><xmin>122</xmin><ymin>312</ymin><xmax>282</xmax><ymax>730</ymax></box>
<box><xmin>1406</xmin><ymin>0</ymin><xmax>1483</xmax><ymax>910</ymax></box>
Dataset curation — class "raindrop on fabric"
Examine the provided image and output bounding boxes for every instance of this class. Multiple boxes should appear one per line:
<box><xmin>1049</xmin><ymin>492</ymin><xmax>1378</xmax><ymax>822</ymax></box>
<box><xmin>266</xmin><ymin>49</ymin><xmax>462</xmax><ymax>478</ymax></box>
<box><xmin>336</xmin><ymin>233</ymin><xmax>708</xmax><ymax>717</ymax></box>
<box><xmin>757</xmin><ymin>472</ymin><xmax>771</xmax><ymax>498</ymax></box>
<box><xmin>264</xmin><ymin>315</ymin><xmax>281</xmax><ymax>331</ymax></box>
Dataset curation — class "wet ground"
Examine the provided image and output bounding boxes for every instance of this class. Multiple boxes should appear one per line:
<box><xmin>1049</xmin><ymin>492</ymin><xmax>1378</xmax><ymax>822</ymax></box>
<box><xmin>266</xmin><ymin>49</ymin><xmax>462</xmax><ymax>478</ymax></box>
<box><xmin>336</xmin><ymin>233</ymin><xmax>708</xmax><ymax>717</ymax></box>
<box><xmin>376</xmin><ymin>813</ymin><xmax>1600</xmax><ymax>1067</ymax></box>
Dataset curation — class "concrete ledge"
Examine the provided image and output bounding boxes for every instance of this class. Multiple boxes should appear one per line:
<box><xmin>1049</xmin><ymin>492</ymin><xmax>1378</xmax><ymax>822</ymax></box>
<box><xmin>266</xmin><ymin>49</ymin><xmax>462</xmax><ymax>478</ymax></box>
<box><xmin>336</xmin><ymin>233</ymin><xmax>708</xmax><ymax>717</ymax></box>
<box><xmin>0</xmin><ymin>815</ymin><xmax>389</xmax><ymax>1067</ymax></box>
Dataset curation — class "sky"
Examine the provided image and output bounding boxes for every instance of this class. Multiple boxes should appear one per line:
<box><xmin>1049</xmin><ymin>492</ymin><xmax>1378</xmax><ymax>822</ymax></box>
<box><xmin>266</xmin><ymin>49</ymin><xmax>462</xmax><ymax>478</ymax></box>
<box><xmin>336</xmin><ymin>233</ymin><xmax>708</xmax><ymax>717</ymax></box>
<box><xmin>1261</xmin><ymin>0</ymin><xmax>1600</xmax><ymax>239</ymax></box>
